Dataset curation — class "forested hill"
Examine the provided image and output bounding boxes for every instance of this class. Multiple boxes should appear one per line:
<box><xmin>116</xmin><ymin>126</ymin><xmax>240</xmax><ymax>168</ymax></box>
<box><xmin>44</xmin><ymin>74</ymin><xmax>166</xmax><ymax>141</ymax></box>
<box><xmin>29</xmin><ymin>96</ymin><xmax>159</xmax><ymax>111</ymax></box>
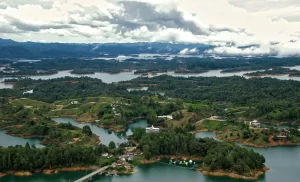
<box><xmin>126</xmin><ymin>75</ymin><xmax>300</xmax><ymax>104</ymax></box>
<box><xmin>0</xmin><ymin>38</ymin><xmax>211</xmax><ymax>58</ymax></box>
<box><xmin>137</xmin><ymin>130</ymin><xmax>266</xmax><ymax>176</ymax></box>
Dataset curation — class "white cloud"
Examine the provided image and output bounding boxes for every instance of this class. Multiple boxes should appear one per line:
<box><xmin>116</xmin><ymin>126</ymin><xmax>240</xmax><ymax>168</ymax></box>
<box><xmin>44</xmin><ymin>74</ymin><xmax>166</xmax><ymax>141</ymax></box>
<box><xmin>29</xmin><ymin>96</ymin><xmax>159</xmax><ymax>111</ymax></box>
<box><xmin>0</xmin><ymin>0</ymin><xmax>300</xmax><ymax>56</ymax></box>
<box><xmin>179</xmin><ymin>48</ymin><xmax>199</xmax><ymax>55</ymax></box>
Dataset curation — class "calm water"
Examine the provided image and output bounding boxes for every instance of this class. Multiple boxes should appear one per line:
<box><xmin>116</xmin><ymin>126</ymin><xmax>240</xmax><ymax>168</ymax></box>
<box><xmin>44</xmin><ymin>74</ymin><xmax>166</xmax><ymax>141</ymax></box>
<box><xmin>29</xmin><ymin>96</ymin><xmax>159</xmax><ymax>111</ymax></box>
<box><xmin>0</xmin><ymin>130</ymin><xmax>44</xmax><ymax>148</ymax></box>
<box><xmin>195</xmin><ymin>131</ymin><xmax>217</xmax><ymax>139</ymax></box>
<box><xmin>51</xmin><ymin>117</ymin><xmax>148</xmax><ymax>145</ymax></box>
<box><xmin>1</xmin><ymin>126</ymin><xmax>300</xmax><ymax>182</ymax></box>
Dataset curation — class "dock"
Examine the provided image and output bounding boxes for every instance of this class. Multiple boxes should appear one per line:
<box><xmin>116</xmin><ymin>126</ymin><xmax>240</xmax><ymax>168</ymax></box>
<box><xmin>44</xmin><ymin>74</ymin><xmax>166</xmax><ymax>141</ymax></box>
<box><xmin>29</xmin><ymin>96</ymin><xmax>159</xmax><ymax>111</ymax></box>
<box><xmin>74</xmin><ymin>165</ymin><xmax>110</xmax><ymax>182</ymax></box>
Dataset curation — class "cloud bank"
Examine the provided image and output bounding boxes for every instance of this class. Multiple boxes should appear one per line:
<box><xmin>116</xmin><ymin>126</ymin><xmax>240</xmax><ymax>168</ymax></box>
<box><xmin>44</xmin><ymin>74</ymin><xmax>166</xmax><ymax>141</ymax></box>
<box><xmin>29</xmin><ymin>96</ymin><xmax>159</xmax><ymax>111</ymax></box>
<box><xmin>1</xmin><ymin>0</ymin><xmax>300</xmax><ymax>56</ymax></box>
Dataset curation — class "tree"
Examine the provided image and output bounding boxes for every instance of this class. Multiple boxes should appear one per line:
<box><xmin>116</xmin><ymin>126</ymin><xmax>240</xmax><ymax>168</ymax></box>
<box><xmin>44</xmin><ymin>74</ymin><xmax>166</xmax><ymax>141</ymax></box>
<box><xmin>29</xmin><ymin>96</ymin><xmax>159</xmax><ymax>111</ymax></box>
<box><xmin>109</xmin><ymin>141</ymin><xmax>116</xmax><ymax>150</ymax></box>
<box><xmin>133</xmin><ymin>128</ymin><xmax>146</xmax><ymax>141</ymax></box>
<box><xmin>82</xmin><ymin>126</ymin><xmax>92</xmax><ymax>136</ymax></box>
<box><xmin>143</xmin><ymin>145</ymin><xmax>151</xmax><ymax>160</ymax></box>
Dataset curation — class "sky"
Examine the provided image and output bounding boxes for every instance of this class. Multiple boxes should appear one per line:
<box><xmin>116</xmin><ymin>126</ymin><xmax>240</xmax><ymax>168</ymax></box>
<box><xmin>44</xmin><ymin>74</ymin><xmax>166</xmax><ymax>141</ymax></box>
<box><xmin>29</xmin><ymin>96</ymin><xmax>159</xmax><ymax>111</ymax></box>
<box><xmin>0</xmin><ymin>0</ymin><xmax>300</xmax><ymax>56</ymax></box>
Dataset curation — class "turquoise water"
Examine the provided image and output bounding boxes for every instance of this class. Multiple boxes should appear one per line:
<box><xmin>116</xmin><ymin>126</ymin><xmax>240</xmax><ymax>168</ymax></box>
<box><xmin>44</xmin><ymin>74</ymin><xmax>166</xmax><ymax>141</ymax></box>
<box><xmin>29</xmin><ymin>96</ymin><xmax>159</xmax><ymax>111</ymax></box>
<box><xmin>195</xmin><ymin>132</ymin><xmax>216</xmax><ymax>139</ymax></box>
<box><xmin>52</xmin><ymin>117</ymin><xmax>147</xmax><ymax>145</ymax></box>
<box><xmin>0</xmin><ymin>130</ymin><xmax>44</xmax><ymax>148</ymax></box>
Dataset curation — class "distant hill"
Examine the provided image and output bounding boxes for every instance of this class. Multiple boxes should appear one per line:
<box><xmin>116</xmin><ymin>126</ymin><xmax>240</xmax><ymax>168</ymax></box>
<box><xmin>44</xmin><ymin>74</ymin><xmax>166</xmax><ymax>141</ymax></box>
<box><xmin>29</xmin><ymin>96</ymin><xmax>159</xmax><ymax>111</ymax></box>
<box><xmin>0</xmin><ymin>38</ymin><xmax>213</xmax><ymax>59</ymax></box>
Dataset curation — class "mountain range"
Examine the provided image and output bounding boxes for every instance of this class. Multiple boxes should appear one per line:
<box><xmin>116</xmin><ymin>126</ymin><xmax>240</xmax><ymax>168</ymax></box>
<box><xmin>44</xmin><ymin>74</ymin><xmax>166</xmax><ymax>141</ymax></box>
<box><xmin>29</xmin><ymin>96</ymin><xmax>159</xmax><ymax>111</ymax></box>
<box><xmin>0</xmin><ymin>38</ymin><xmax>213</xmax><ymax>59</ymax></box>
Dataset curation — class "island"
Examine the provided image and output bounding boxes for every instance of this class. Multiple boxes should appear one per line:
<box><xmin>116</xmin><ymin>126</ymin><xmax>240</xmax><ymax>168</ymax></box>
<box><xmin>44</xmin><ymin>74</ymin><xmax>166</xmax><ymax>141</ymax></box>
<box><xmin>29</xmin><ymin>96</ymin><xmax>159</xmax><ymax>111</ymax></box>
<box><xmin>70</xmin><ymin>69</ymin><xmax>95</xmax><ymax>75</ymax></box>
<box><xmin>243</xmin><ymin>67</ymin><xmax>300</xmax><ymax>77</ymax></box>
<box><xmin>130</xmin><ymin>129</ymin><xmax>268</xmax><ymax>180</ymax></box>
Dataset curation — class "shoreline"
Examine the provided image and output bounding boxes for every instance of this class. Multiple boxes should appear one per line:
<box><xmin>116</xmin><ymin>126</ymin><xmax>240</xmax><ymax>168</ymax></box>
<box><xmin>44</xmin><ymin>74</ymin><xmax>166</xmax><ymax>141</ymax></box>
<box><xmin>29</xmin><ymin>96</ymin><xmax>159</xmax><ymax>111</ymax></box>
<box><xmin>140</xmin><ymin>155</ymin><xmax>203</xmax><ymax>165</ymax></box>
<box><xmin>5</xmin><ymin>132</ymin><xmax>44</xmax><ymax>139</ymax></box>
<box><xmin>0</xmin><ymin>166</ymin><xmax>136</xmax><ymax>178</ymax></box>
<box><xmin>191</xmin><ymin>129</ymin><xmax>209</xmax><ymax>134</ymax></box>
<box><xmin>217</xmin><ymin>136</ymin><xmax>300</xmax><ymax>148</ymax></box>
<box><xmin>199</xmin><ymin>167</ymin><xmax>269</xmax><ymax>180</ymax></box>
<box><xmin>244</xmin><ymin>73</ymin><xmax>288</xmax><ymax>78</ymax></box>
<box><xmin>0</xmin><ymin>166</ymin><xmax>97</xmax><ymax>178</ymax></box>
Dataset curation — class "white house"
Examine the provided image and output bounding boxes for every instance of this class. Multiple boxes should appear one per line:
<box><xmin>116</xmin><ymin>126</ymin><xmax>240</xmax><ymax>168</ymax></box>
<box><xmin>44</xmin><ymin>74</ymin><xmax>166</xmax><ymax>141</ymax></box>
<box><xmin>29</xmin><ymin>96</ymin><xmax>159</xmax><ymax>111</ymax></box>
<box><xmin>146</xmin><ymin>125</ymin><xmax>160</xmax><ymax>133</ymax></box>
<box><xmin>157</xmin><ymin>115</ymin><xmax>173</xmax><ymax>120</ymax></box>
<box><xmin>71</xmin><ymin>101</ymin><xmax>78</xmax><ymax>104</ymax></box>
<box><xmin>250</xmin><ymin>120</ymin><xmax>261</xmax><ymax>127</ymax></box>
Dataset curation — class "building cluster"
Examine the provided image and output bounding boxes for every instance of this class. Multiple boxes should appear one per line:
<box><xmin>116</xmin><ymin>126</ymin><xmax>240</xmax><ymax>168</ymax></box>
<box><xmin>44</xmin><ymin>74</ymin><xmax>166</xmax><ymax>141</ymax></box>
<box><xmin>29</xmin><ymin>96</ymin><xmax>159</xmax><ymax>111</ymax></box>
<box><xmin>276</xmin><ymin>129</ymin><xmax>290</xmax><ymax>139</ymax></box>
<box><xmin>111</xmin><ymin>103</ymin><xmax>121</xmax><ymax>117</ymax></box>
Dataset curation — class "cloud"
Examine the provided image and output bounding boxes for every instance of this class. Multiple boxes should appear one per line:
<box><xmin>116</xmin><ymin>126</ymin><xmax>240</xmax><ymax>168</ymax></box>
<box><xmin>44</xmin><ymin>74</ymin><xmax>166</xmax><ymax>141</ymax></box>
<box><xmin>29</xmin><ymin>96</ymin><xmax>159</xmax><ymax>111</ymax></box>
<box><xmin>0</xmin><ymin>0</ymin><xmax>300</xmax><ymax>56</ymax></box>
<box><xmin>179</xmin><ymin>48</ymin><xmax>199</xmax><ymax>55</ymax></box>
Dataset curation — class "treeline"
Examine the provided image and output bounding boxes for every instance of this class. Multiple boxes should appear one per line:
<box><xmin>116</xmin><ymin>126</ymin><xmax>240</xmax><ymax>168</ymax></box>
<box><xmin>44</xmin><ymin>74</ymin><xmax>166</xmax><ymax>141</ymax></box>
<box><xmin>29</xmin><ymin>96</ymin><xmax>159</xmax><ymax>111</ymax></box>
<box><xmin>245</xmin><ymin>67</ymin><xmax>300</xmax><ymax>77</ymax></box>
<box><xmin>0</xmin><ymin>70</ymin><xmax>57</xmax><ymax>77</ymax></box>
<box><xmin>0</xmin><ymin>144</ymin><xmax>100</xmax><ymax>171</ymax></box>
<box><xmin>137</xmin><ymin>129</ymin><xmax>265</xmax><ymax>175</ymax></box>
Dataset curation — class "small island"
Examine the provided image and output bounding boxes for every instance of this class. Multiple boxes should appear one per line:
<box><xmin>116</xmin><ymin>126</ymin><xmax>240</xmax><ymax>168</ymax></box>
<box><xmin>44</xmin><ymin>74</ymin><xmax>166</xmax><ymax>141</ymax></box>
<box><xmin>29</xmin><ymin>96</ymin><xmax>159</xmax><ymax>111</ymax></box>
<box><xmin>70</xmin><ymin>69</ymin><xmax>95</xmax><ymax>75</ymax></box>
<box><xmin>244</xmin><ymin>67</ymin><xmax>300</xmax><ymax>77</ymax></box>
<box><xmin>132</xmin><ymin>129</ymin><xmax>268</xmax><ymax>180</ymax></box>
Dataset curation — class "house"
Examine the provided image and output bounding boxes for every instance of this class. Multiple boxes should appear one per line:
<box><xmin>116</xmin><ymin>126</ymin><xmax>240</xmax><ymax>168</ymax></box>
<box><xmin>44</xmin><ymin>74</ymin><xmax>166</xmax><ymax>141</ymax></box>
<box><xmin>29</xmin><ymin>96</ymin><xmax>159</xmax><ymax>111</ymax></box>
<box><xmin>146</xmin><ymin>125</ymin><xmax>160</xmax><ymax>133</ymax></box>
<box><xmin>250</xmin><ymin>120</ymin><xmax>261</xmax><ymax>128</ymax></box>
<box><xmin>101</xmin><ymin>153</ymin><xmax>109</xmax><ymax>157</ymax></box>
<box><xmin>71</xmin><ymin>101</ymin><xmax>78</xmax><ymax>104</ymax></box>
<box><xmin>277</xmin><ymin>129</ymin><xmax>290</xmax><ymax>139</ymax></box>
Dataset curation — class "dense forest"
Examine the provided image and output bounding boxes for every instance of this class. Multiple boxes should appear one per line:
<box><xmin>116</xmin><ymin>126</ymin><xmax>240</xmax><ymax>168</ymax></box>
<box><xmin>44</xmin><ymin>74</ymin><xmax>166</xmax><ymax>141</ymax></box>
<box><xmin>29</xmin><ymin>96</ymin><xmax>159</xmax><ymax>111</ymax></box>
<box><xmin>137</xmin><ymin>129</ymin><xmax>265</xmax><ymax>175</ymax></box>
<box><xmin>123</xmin><ymin>75</ymin><xmax>300</xmax><ymax>123</ymax></box>
<box><xmin>0</xmin><ymin>143</ymin><xmax>113</xmax><ymax>171</ymax></box>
